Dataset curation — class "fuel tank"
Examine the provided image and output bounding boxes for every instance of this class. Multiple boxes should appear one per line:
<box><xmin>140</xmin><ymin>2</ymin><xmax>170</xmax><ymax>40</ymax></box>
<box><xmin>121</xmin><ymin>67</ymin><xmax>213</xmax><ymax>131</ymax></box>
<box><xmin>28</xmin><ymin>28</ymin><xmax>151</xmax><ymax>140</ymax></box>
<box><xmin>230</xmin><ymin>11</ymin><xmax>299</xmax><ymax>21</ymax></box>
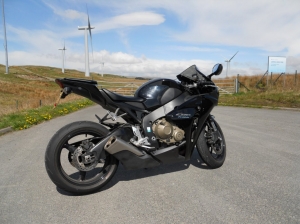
<box><xmin>134</xmin><ymin>78</ymin><xmax>183</xmax><ymax>111</ymax></box>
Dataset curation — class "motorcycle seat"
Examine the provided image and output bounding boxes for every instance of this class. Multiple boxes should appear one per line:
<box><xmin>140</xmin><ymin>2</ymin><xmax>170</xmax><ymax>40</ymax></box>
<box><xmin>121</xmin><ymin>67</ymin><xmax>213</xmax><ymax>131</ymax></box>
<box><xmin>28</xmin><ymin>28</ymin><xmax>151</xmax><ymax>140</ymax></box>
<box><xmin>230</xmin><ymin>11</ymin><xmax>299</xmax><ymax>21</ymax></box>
<box><xmin>103</xmin><ymin>89</ymin><xmax>144</xmax><ymax>102</ymax></box>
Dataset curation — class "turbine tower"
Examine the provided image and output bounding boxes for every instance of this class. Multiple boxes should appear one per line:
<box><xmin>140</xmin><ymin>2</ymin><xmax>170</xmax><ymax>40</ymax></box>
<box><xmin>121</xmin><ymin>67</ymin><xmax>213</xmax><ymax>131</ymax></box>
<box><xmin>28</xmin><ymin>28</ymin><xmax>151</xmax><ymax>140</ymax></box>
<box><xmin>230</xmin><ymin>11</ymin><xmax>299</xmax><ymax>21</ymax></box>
<box><xmin>225</xmin><ymin>51</ymin><xmax>238</xmax><ymax>77</ymax></box>
<box><xmin>2</xmin><ymin>0</ymin><xmax>8</xmax><ymax>74</ymax></box>
<box><xmin>78</xmin><ymin>11</ymin><xmax>94</xmax><ymax>77</ymax></box>
<box><xmin>58</xmin><ymin>42</ymin><xmax>66</xmax><ymax>73</ymax></box>
<box><xmin>100</xmin><ymin>62</ymin><xmax>104</xmax><ymax>77</ymax></box>
<box><xmin>100</xmin><ymin>54</ymin><xmax>104</xmax><ymax>77</ymax></box>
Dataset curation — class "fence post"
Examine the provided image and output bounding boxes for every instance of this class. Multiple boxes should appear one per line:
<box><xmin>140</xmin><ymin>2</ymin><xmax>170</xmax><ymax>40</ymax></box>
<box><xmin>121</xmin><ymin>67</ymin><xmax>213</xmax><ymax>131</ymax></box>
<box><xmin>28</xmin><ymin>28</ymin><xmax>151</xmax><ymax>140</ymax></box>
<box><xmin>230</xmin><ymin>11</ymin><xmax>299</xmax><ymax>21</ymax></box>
<box><xmin>270</xmin><ymin>72</ymin><xmax>273</xmax><ymax>89</ymax></box>
<box><xmin>16</xmin><ymin>100</ymin><xmax>18</xmax><ymax>110</ymax></box>
<box><xmin>235</xmin><ymin>74</ymin><xmax>239</xmax><ymax>93</ymax></box>
<box><xmin>295</xmin><ymin>70</ymin><xmax>297</xmax><ymax>86</ymax></box>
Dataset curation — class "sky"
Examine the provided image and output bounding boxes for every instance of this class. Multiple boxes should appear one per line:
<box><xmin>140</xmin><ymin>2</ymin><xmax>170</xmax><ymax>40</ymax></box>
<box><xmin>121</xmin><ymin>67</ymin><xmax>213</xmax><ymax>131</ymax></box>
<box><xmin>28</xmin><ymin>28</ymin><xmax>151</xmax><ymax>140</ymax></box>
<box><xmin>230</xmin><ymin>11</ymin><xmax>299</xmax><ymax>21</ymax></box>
<box><xmin>1</xmin><ymin>0</ymin><xmax>300</xmax><ymax>78</ymax></box>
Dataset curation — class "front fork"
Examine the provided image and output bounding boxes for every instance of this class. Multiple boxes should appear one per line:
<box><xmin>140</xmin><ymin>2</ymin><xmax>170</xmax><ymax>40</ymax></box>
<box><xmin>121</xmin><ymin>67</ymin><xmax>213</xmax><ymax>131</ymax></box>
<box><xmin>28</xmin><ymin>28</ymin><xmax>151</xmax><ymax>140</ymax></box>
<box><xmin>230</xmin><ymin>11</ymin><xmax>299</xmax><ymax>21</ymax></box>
<box><xmin>188</xmin><ymin>115</ymin><xmax>217</xmax><ymax>154</ymax></box>
<box><xmin>184</xmin><ymin>112</ymin><xmax>212</xmax><ymax>160</ymax></box>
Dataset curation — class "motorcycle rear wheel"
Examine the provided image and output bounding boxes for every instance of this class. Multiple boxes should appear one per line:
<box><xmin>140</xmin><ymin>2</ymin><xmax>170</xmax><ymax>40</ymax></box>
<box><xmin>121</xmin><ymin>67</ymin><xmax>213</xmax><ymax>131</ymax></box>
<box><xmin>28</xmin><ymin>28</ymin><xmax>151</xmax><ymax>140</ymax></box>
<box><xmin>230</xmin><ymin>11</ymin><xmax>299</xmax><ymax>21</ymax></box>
<box><xmin>196</xmin><ymin>118</ymin><xmax>226</xmax><ymax>168</ymax></box>
<box><xmin>45</xmin><ymin>121</ymin><xmax>119</xmax><ymax>194</ymax></box>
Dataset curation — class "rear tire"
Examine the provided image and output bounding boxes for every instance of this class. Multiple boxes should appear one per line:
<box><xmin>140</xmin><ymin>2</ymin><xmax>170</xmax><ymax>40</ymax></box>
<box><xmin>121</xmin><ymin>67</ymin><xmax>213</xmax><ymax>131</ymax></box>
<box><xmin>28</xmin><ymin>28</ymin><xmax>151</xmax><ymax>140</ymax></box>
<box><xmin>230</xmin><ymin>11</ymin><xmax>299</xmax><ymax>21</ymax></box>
<box><xmin>45</xmin><ymin>121</ymin><xmax>119</xmax><ymax>194</ymax></box>
<box><xmin>196</xmin><ymin>118</ymin><xmax>226</xmax><ymax>168</ymax></box>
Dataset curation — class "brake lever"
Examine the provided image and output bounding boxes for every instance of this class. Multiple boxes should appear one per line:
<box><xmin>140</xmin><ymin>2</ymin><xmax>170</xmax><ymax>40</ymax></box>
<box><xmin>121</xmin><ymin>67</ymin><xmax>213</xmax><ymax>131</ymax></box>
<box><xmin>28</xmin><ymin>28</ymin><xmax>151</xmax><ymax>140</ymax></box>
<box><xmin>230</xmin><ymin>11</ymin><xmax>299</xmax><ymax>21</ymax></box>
<box><xmin>186</xmin><ymin>83</ymin><xmax>197</xmax><ymax>88</ymax></box>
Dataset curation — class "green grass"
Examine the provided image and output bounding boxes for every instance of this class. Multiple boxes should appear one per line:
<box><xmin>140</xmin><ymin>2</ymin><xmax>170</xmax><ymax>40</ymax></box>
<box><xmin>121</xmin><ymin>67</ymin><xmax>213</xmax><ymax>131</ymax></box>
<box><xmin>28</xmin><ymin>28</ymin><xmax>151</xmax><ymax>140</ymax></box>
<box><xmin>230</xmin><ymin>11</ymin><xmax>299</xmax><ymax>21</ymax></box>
<box><xmin>0</xmin><ymin>99</ymin><xmax>94</xmax><ymax>131</ymax></box>
<box><xmin>219</xmin><ymin>90</ymin><xmax>300</xmax><ymax>108</ymax></box>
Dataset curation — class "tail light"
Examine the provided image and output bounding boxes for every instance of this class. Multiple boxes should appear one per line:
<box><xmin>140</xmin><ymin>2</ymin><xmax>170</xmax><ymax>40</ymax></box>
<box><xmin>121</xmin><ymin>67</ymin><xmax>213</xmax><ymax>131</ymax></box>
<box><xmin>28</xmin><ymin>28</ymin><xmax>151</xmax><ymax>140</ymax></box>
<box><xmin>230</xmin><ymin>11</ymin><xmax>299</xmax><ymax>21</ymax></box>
<box><xmin>55</xmin><ymin>79</ymin><xmax>64</xmax><ymax>88</ymax></box>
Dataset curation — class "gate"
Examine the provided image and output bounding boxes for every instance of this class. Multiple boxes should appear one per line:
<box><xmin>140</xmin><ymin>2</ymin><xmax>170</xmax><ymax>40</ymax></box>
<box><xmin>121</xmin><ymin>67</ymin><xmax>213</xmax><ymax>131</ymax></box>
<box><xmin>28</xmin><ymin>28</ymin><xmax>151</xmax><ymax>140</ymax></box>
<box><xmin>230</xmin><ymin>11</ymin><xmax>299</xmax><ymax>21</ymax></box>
<box><xmin>213</xmin><ymin>78</ymin><xmax>236</xmax><ymax>94</ymax></box>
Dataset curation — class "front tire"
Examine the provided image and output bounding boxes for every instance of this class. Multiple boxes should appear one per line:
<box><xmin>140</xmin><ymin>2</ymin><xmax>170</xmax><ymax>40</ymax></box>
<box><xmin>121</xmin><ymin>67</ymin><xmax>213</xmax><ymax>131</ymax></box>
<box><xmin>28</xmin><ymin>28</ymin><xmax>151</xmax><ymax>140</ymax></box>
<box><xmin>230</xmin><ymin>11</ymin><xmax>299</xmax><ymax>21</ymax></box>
<box><xmin>45</xmin><ymin>121</ymin><xmax>119</xmax><ymax>194</ymax></box>
<box><xmin>196</xmin><ymin>117</ymin><xmax>226</xmax><ymax>168</ymax></box>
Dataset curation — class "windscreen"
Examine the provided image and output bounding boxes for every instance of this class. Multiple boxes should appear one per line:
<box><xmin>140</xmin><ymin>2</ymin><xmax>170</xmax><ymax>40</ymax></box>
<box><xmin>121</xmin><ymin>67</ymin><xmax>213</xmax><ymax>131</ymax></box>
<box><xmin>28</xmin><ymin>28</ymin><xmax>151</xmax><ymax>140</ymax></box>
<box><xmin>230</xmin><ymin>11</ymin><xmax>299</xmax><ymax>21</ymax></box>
<box><xmin>177</xmin><ymin>65</ymin><xmax>208</xmax><ymax>83</ymax></box>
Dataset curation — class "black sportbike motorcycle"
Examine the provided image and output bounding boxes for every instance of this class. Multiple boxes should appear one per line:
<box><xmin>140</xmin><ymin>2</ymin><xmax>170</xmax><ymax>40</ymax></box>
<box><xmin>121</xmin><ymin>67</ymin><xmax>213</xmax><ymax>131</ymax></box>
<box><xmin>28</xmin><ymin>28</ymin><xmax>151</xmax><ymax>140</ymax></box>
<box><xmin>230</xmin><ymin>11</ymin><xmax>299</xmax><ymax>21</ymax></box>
<box><xmin>45</xmin><ymin>64</ymin><xmax>226</xmax><ymax>194</ymax></box>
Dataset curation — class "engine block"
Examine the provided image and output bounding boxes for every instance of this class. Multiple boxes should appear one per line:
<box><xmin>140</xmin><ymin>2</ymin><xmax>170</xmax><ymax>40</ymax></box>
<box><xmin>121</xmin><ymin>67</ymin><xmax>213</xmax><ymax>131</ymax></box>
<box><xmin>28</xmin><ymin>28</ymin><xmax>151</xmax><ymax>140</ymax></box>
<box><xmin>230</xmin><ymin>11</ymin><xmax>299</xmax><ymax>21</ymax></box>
<box><xmin>152</xmin><ymin>118</ymin><xmax>185</xmax><ymax>144</ymax></box>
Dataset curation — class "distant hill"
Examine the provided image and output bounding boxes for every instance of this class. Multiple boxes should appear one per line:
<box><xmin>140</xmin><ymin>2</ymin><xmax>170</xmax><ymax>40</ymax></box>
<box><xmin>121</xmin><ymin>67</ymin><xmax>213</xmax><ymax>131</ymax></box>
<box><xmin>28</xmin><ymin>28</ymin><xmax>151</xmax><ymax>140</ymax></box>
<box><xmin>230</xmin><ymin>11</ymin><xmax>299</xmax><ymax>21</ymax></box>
<box><xmin>0</xmin><ymin>64</ymin><xmax>147</xmax><ymax>115</ymax></box>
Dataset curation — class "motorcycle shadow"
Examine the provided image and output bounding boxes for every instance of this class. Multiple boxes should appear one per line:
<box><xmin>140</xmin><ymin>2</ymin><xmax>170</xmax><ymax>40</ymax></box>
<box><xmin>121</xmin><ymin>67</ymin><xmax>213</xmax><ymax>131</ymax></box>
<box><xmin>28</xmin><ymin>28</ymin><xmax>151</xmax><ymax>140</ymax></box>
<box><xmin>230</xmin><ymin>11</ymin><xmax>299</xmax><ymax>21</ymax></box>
<box><xmin>57</xmin><ymin>150</ymin><xmax>210</xmax><ymax>196</ymax></box>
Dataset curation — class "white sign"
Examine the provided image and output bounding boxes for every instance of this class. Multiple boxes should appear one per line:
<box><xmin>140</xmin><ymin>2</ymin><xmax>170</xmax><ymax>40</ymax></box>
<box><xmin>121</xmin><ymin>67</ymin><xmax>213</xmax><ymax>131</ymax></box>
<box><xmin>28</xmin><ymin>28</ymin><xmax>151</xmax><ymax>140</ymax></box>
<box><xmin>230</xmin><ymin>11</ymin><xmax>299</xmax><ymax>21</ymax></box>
<box><xmin>268</xmin><ymin>57</ymin><xmax>286</xmax><ymax>73</ymax></box>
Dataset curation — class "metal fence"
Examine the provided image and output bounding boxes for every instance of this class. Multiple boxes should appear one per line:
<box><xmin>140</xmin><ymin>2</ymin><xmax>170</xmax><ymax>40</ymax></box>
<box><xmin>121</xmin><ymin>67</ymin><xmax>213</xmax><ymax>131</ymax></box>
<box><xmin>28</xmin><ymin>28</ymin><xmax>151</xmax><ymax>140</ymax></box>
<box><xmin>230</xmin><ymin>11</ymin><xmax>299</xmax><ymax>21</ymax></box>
<box><xmin>214</xmin><ymin>79</ymin><xmax>236</xmax><ymax>94</ymax></box>
<box><xmin>1</xmin><ymin>79</ymin><xmax>236</xmax><ymax>115</ymax></box>
<box><xmin>97</xmin><ymin>81</ymin><xmax>145</xmax><ymax>96</ymax></box>
<box><xmin>97</xmin><ymin>79</ymin><xmax>237</xmax><ymax>96</ymax></box>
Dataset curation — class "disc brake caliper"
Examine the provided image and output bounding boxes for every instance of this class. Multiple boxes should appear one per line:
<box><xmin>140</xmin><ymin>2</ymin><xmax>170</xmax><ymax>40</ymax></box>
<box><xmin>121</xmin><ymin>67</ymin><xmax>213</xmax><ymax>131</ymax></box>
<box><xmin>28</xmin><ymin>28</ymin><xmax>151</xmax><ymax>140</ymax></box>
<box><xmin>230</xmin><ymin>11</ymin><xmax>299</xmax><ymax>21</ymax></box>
<box><xmin>205</xmin><ymin>122</ymin><xmax>223</xmax><ymax>155</ymax></box>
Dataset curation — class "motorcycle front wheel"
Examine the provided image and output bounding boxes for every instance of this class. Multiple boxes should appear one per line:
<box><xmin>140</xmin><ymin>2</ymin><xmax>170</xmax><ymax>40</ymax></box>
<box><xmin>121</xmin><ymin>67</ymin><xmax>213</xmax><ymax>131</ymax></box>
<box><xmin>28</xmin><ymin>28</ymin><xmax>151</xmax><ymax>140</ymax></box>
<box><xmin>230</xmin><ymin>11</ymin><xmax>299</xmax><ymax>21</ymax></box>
<box><xmin>45</xmin><ymin>121</ymin><xmax>119</xmax><ymax>194</ymax></box>
<box><xmin>196</xmin><ymin>117</ymin><xmax>226</xmax><ymax>168</ymax></box>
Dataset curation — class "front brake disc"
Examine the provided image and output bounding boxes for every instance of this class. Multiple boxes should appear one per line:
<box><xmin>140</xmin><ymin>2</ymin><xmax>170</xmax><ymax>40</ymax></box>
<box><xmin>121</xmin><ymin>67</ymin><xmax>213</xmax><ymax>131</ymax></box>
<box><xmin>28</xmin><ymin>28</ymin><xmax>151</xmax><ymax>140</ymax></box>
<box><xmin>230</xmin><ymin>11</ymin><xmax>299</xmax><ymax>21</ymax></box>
<box><xmin>72</xmin><ymin>146</ymin><xmax>98</xmax><ymax>171</ymax></box>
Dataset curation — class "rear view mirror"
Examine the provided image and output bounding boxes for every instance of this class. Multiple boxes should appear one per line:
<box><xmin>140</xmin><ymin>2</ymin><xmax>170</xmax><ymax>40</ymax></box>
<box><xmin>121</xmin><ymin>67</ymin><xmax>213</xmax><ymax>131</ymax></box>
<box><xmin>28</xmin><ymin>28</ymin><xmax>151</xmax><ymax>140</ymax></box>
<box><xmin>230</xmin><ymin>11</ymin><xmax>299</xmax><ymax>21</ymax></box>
<box><xmin>212</xmin><ymin>64</ymin><xmax>223</xmax><ymax>76</ymax></box>
<box><xmin>207</xmin><ymin>63</ymin><xmax>223</xmax><ymax>79</ymax></box>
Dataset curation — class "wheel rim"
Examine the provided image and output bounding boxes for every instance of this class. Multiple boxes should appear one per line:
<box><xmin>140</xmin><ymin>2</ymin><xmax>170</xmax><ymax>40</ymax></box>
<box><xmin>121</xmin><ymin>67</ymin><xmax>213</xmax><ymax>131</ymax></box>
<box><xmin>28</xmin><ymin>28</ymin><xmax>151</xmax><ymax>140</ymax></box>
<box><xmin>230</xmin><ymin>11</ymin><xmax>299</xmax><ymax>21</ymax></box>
<box><xmin>204</xmin><ymin>124</ymin><xmax>225</xmax><ymax>160</ymax></box>
<box><xmin>57</xmin><ymin>130</ymin><xmax>113</xmax><ymax>185</ymax></box>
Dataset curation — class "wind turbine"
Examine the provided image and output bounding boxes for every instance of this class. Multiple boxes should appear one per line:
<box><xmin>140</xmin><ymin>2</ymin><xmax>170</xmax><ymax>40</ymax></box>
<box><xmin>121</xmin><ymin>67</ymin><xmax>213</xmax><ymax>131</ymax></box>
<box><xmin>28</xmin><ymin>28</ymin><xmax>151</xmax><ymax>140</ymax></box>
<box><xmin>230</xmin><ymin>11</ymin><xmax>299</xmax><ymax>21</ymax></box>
<box><xmin>58</xmin><ymin>42</ymin><xmax>66</xmax><ymax>73</ymax></box>
<box><xmin>100</xmin><ymin>61</ymin><xmax>104</xmax><ymax>77</ymax></box>
<box><xmin>78</xmin><ymin>8</ymin><xmax>94</xmax><ymax>77</ymax></box>
<box><xmin>225</xmin><ymin>51</ymin><xmax>238</xmax><ymax>77</ymax></box>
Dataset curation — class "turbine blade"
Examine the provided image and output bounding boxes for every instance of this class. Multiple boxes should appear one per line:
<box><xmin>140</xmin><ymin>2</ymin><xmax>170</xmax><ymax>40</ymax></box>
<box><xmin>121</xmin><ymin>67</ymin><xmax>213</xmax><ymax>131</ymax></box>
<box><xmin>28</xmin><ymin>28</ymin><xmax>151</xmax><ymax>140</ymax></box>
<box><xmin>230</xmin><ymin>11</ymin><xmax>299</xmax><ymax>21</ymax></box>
<box><xmin>86</xmin><ymin>4</ymin><xmax>94</xmax><ymax>62</ymax></box>
<box><xmin>229</xmin><ymin>51</ymin><xmax>239</xmax><ymax>62</ymax></box>
<box><xmin>86</xmin><ymin>4</ymin><xmax>92</xmax><ymax>36</ymax></box>
<box><xmin>88</xmin><ymin>16</ymin><xmax>92</xmax><ymax>33</ymax></box>
<box><xmin>88</xmin><ymin>17</ymin><xmax>94</xmax><ymax>62</ymax></box>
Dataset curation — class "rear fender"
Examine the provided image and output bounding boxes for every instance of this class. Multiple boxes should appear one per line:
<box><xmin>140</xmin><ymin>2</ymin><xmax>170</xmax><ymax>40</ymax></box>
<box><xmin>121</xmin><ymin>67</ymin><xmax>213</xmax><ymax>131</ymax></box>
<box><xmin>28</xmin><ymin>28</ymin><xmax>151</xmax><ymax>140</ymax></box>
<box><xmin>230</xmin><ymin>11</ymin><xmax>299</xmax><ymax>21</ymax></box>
<box><xmin>55</xmin><ymin>78</ymin><xmax>107</xmax><ymax>106</ymax></box>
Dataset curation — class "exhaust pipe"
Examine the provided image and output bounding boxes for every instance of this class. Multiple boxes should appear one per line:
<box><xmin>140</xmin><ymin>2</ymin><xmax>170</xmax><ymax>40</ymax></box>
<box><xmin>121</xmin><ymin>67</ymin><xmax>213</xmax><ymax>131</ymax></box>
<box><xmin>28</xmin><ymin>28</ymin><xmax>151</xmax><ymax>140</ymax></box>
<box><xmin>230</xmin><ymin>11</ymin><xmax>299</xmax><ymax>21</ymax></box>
<box><xmin>104</xmin><ymin>136</ymin><xmax>144</xmax><ymax>156</ymax></box>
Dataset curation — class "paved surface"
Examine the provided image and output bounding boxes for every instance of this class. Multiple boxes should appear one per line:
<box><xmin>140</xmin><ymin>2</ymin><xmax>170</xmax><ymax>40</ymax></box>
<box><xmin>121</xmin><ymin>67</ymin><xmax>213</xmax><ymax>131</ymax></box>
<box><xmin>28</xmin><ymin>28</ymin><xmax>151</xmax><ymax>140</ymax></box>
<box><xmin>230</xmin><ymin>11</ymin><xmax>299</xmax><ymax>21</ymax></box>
<box><xmin>0</xmin><ymin>106</ymin><xmax>299</xmax><ymax>224</ymax></box>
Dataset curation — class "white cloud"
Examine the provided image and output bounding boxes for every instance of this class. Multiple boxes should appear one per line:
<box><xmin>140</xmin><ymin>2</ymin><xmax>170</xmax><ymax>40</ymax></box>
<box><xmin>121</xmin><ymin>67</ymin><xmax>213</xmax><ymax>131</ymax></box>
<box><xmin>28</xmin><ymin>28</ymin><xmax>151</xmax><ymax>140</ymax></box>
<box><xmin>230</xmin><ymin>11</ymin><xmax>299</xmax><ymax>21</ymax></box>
<box><xmin>94</xmin><ymin>51</ymin><xmax>143</xmax><ymax>64</ymax></box>
<box><xmin>1</xmin><ymin>49</ymin><xmax>220</xmax><ymax>78</ymax></box>
<box><xmin>44</xmin><ymin>2</ymin><xmax>86</xmax><ymax>21</ymax></box>
<box><xmin>84</xmin><ymin>50</ymin><xmax>217</xmax><ymax>77</ymax></box>
<box><xmin>2</xmin><ymin>51</ymin><xmax>60</xmax><ymax>67</ymax></box>
<box><xmin>93</xmin><ymin>11</ymin><xmax>165</xmax><ymax>32</ymax></box>
<box><xmin>168</xmin><ymin>1</ymin><xmax>300</xmax><ymax>55</ymax></box>
<box><xmin>7</xmin><ymin>25</ymin><xmax>60</xmax><ymax>53</ymax></box>
<box><xmin>43</xmin><ymin>1</ymin><xmax>165</xmax><ymax>35</ymax></box>
<box><xmin>172</xmin><ymin>46</ymin><xmax>223</xmax><ymax>52</ymax></box>
<box><xmin>63</xmin><ymin>9</ymin><xmax>87</xmax><ymax>20</ymax></box>
<box><xmin>287</xmin><ymin>56</ymin><xmax>300</xmax><ymax>73</ymax></box>
<box><xmin>2</xmin><ymin>46</ymin><xmax>269</xmax><ymax>78</ymax></box>
<box><xmin>90</xmin><ymin>0</ymin><xmax>300</xmax><ymax>56</ymax></box>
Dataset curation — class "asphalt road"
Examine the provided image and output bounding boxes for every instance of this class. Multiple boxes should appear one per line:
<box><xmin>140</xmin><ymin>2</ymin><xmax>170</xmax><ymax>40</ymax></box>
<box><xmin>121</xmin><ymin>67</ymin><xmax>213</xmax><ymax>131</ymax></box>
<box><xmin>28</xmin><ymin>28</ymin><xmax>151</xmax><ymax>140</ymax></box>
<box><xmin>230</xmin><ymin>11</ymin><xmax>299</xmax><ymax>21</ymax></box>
<box><xmin>0</xmin><ymin>106</ymin><xmax>299</xmax><ymax>224</ymax></box>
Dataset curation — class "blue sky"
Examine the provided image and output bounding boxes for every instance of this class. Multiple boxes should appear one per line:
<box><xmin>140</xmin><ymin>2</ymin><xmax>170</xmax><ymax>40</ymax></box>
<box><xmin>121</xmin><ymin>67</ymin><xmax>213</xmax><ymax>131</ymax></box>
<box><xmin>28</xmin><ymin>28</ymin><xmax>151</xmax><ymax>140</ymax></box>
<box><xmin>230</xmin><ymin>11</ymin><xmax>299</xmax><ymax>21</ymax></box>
<box><xmin>1</xmin><ymin>0</ymin><xmax>300</xmax><ymax>78</ymax></box>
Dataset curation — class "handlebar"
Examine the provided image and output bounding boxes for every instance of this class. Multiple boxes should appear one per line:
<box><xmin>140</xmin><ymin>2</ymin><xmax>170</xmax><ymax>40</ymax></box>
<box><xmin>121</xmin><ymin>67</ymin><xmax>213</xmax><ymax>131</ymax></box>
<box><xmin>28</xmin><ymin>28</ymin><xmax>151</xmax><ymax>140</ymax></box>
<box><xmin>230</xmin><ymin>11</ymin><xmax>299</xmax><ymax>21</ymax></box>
<box><xmin>185</xmin><ymin>81</ymin><xmax>215</xmax><ymax>89</ymax></box>
<box><xmin>200</xmin><ymin>81</ymin><xmax>215</xmax><ymax>86</ymax></box>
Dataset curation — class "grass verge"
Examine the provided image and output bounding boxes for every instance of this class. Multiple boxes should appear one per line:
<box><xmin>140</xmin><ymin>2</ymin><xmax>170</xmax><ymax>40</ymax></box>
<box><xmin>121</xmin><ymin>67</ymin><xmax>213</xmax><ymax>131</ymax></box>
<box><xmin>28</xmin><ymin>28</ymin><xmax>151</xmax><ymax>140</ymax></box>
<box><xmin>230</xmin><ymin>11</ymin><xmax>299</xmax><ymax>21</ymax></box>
<box><xmin>219</xmin><ymin>90</ymin><xmax>300</xmax><ymax>109</ymax></box>
<box><xmin>0</xmin><ymin>99</ymin><xmax>94</xmax><ymax>131</ymax></box>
